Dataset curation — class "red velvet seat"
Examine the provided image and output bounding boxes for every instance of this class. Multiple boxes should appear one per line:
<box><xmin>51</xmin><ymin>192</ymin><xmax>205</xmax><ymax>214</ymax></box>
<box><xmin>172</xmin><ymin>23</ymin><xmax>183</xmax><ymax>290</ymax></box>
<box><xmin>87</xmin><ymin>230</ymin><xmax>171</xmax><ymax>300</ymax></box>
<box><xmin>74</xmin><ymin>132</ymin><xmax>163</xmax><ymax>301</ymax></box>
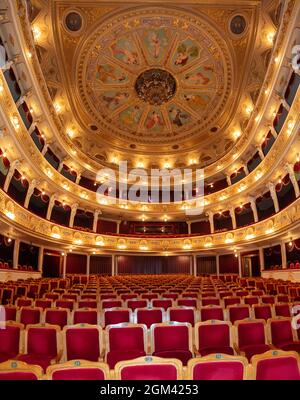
<box><xmin>101</xmin><ymin>300</ymin><xmax>122</xmax><ymax>309</ymax></box>
<box><xmin>0</xmin><ymin>324</ymin><xmax>22</xmax><ymax>363</ymax></box>
<box><xmin>17</xmin><ymin>325</ymin><xmax>61</xmax><ymax>372</ymax></box>
<box><xmin>77</xmin><ymin>300</ymin><xmax>98</xmax><ymax>309</ymax></box>
<box><xmin>16</xmin><ymin>298</ymin><xmax>33</xmax><ymax>308</ymax></box>
<box><xmin>115</xmin><ymin>356</ymin><xmax>182</xmax><ymax>380</ymax></box>
<box><xmin>224</xmin><ymin>297</ymin><xmax>241</xmax><ymax>308</ymax></box>
<box><xmin>177</xmin><ymin>299</ymin><xmax>197</xmax><ymax>308</ymax></box>
<box><xmin>45</xmin><ymin>308</ymin><xmax>69</xmax><ymax>329</ymax></box>
<box><xmin>152</xmin><ymin>299</ymin><xmax>173</xmax><ymax>311</ymax></box>
<box><xmin>3</xmin><ymin>306</ymin><xmax>17</xmax><ymax>321</ymax></box>
<box><xmin>106</xmin><ymin>324</ymin><xmax>147</xmax><ymax>369</ymax></box>
<box><xmin>252</xmin><ymin>350</ymin><xmax>300</xmax><ymax>380</ymax></box>
<box><xmin>44</xmin><ymin>293</ymin><xmax>60</xmax><ymax>301</ymax></box>
<box><xmin>0</xmin><ymin>360</ymin><xmax>43</xmax><ymax>380</ymax></box>
<box><xmin>19</xmin><ymin>307</ymin><xmax>42</xmax><ymax>327</ymax></box>
<box><xmin>163</xmin><ymin>294</ymin><xmax>178</xmax><ymax>301</ymax></box>
<box><xmin>228</xmin><ymin>305</ymin><xmax>250</xmax><ymax>324</ymax></box>
<box><xmin>268</xmin><ymin>318</ymin><xmax>300</xmax><ymax>352</ymax></box>
<box><xmin>188</xmin><ymin>354</ymin><xmax>248</xmax><ymax>380</ymax></box>
<box><xmin>244</xmin><ymin>296</ymin><xmax>259</xmax><ymax>306</ymax></box>
<box><xmin>64</xmin><ymin>324</ymin><xmax>103</xmax><ymax>362</ymax></box>
<box><xmin>168</xmin><ymin>307</ymin><xmax>196</xmax><ymax>326</ymax></box>
<box><xmin>104</xmin><ymin>309</ymin><xmax>131</xmax><ymax>327</ymax></box>
<box><xmin>200</xmin><ymin>306</ymin><xmax>224</xmax><ymax>321</ymax></box>
<box><xmin>274</xmin><ymin>303</ymin><xmax>291</xmax><ymax>317</ymax></box>
<box><xmin>141</xmin><ymin>294</ymin><xmax>158</xmax><ymax>301</ymax></box>
<box><xmin>201</xmin><ymin>297</ymin><xmax>220</xmax><ymax>306</ymax></box>
<box><xmin>73</xmin><ymin>309</ymin><xmax>98</xmax><ymax>325</ymax></box>
<box><xmin>151</xmin><ymin>322</ymin><xmax>193</xmax><ymax>366</ymax></box>
<box><xmin>234</xmin><ymin>320</ymin><xmax>271</xmax><ymax>361</ymax></box>
<box><xmin>120</xmin><ymin>294</ymin><xmax>137</xmax><ymax>301</ymax></box>
<box><xmin>277</xmin><ymin>295</ymin><xmax>289</xmax><ymax>303</ymax></box>
<box><xmin>135</xmin><ymin>308</ymin><xmax>163</xmax><ymax>329</ymax></box>
<box><xmin>195</xmin><ymin>321</ymin><xmax>234</xmax><ymax>357</ymax></box>
<box><xmin>261</xmin><ymin>295</ymin><xmax>275</xmax><ymax>304</ymax></box>
<box><xmin>127</xmin><ymin>300</ymin><xmax>148</xmax><ymax>311</ymax></box>
<box><xmin>55</xmin><ymin>300</ymin><xmax>74</xmax><ymax>311</ymax></box>
<box><xmin>35</xmin><ymin>299</ymin><xmax>52</xmax><ymax>310</ymax></box>
<box><xmin>253</xmin><ymin>304</ymin><xmax>273</xmax><ymax>321</ymax></box>
<box><xmin>47</xmin><ymin>360</ymin><xmax>109</xmax><ymax>380</ymax></box>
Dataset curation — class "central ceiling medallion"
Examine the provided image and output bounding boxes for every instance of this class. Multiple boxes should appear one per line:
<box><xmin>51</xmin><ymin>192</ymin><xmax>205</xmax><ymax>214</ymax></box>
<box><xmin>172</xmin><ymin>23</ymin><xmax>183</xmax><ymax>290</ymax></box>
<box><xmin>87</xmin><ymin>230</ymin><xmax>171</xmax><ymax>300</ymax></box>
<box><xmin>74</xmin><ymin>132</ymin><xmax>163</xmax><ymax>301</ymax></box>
<box><xmin>135</xmin><ymin>68</ymin><xmax>177</xmax><ymax>106</ymax></box>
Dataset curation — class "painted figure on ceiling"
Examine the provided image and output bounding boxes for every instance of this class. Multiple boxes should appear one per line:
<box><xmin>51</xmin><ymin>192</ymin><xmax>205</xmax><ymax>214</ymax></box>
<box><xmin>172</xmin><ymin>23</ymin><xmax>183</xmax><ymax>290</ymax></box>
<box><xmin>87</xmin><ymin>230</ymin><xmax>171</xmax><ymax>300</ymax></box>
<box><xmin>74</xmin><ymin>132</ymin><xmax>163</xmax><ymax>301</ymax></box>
<box><xmin>174</xmin><ymin>42</ymin><xmax>199</xmax><ymax>66</ymax></box>
<box><xmin>102</xmin><ymin>92</ymin><xmax>129</xmax><ymax>109</ymax></box>
<box><xmin>96</xmin><ymin>64</ymin><xmax>127</xmax><ymax>84</ymax></box>
<box><xmin>169</xmin><ymin>107</ymin><xmax>189</xmax><ymax>127</ymax></box>
<box><xmin>146</xmin><ymin>110</ymin><xmax>164</xmax><ymax>130</ymax></box>
<box><xmin>111</xmin><ymin>42</ymin><xmax>138</xmax><ymax>65</ymax></box>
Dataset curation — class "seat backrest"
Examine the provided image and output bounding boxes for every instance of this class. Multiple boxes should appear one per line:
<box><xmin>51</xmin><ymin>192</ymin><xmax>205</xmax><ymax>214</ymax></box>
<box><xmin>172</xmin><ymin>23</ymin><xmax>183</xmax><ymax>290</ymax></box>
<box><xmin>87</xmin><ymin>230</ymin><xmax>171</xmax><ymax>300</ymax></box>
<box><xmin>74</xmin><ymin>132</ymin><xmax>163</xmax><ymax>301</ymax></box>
<box><xmin>35</xmin><ymin>299</ymin><xmax>52</xmax><ymax>310</ymax></box>
<box><xmin>115</xmin><ymin>356</ymin><xmax>182</xmax><ymax>380</ymax></box>
<box><xmin>152</xmin><ymin>299</ymin><xmax>173</xmax><ymax>311</ymax></box>
<box><xmin>151</xmin><ymin>322</ymin><xmax>192</xmax><ymax>352</ymax></box>
<box><xmin>106</xmin><ymin>324</ymin><xmax>146</xmax><ymax>352</ymax></box>
<box><xmin>101</xmin><ymin>300</ymin><xmax>122</xmax><ymax>310</ymax></box>
<box><xmin>268</xmin><ymin>318</ymin><xmax>294</xmax><ymax>345</ymax></box>
<box><xmin>244</xmin><ymin>296</ymin><xmax>259</xmax><ymax>306</ymax></box>
<box><xmin>127</xmin><ymin>300</ymin><xmax>148</xmax><ymax>311</ymax></box>
<box><xmin>200</xmin><ymin>306</ymin><xmax>224</xmax><ymax>321</ymax></box>
<box><xmin>135</xmin><ymin>308</ymin><xmax>163</xmax><ymax>329</ymax></box>
<box><xmin>235</xmin><ymin>320</ymin><xmax>267</xmax><ymax>347</ymax></box>
<box><xmin>0</xmin><ymin>324</ymin><xmax>22</xmax><ymax>355</ymax></box>
<box><xmin>177</xmin><ymin>299</ymin><xmax>197</xmax><ymax>308</ymax></box>
<box><xmin>45</xmin><ymin>308</ymin><xmax>69</xmax><ymax>329</ymax></box>
<box><xmin>201</xmin><ymin>297</ymin><xmax>220</xmax><ymax>306</ymax></box>
<box><xmin>0</xmin><ymin>360</ymin><xmax>43</xmax><ymax>380</ymax></box>
<box><xmin>253</xmin><ymin>304</ymin><xmax>272</xmax><ymax>321</ymax></box>
<box><xmin>168</xmin><ymin>307</ymin><xmax>195</xmax><ymax>326</ymax></box>
<box><xmin>19</xmin><ymin>307</ymin><xmax>42</xmax><ymax>326</ymax></box>
<box><xmin>46</xmin><ymin>360</ymin><xmax>109</xmax><ymax>380</ymax></box>
<box><xmin>187</xmin><ymin>354</ymin><xmax>248</xmax><ymax>380</ymax></box>
<box><xmin>274</xmin><ymin>303</ymin><xmax>291</xmax><ymax>317</ymax></box>
<box><xmin>64</xmin><ymin>324</ymin><xmax>102</xmax><ymax>362</ymax></box>
<box><xmin>228</xmin><ymin>305</ymin><xmax>250</xmax><ymax>324</ymax></box>
<box><xmin>104</xmin><ymin>309</ymin><xmax>131</xmax><ymax>327</ymax></box>
<box><xmin>73</xmin><ymin>309</ymin><xmax>98</xmax><ymax>325</ymax></box>
<box><xmin>196</xmin><ymin>320</ymin><xmax>232</xmax><ymax>350</ymax></box>
<box><xmin>224</xmin><ymin>297</ymin><xmax>241</xmax><ymax>308</ymax></box>
<box><xmin>252</xmin><ymin>350</ymin><xmax>300</xmax><ymax>380</ymax></box>
<box><xmin>3</xmin><ymin>306</ymin><xmax>17</xmax><ymax>321</ymax></box>
<box><xmin>26</xmin><ymin>325</ymin><xmax>59</xmax><ymax>357</ymax></box>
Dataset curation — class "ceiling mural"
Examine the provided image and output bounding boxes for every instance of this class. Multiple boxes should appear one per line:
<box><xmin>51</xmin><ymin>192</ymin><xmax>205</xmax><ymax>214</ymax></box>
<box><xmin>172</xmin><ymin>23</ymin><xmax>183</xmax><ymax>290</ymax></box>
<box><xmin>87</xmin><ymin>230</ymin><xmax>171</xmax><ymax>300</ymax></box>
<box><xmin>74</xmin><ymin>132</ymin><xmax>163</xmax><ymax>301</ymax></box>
<box><xmin>78</xmin><ymin>10</ymin><xmax>231</xmax><ymax>145</ymax></box>
<box><xmin>31</xmin><ymin>2</ymin><xmax>266</xmax><ymax>169</ymax></box>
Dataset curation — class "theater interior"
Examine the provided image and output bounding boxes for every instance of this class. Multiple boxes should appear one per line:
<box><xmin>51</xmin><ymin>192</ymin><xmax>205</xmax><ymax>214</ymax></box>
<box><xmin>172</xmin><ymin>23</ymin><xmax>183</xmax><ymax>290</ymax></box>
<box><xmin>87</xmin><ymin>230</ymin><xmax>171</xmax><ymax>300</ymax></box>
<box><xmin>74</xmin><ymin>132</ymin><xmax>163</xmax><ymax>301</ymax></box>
<box><xmin>0</xmin><ymin>0</ymin><xmax>300</xmax><ymax>382</ymax></box>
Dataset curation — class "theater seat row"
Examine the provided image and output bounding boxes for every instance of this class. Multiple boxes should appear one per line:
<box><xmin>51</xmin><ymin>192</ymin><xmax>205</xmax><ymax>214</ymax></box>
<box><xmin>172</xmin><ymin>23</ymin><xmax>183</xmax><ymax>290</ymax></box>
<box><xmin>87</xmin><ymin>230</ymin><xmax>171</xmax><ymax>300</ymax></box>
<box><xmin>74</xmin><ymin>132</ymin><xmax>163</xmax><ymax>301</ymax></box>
<box><xmin>1</xmin><ymin>351</ymin><xmax>300</xmax><ymax>380</ymax></box>
<box><xmin>1</xmin><ymin>316</ymin><xmax>299</xmax><ymax>371</ymax></box>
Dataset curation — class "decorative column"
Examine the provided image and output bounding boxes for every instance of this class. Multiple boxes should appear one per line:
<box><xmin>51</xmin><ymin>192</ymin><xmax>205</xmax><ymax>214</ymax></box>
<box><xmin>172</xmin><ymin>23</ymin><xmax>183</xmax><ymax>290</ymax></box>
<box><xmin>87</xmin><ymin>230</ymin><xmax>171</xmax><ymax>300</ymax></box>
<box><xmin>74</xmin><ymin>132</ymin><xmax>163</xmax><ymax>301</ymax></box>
<box><xmin>93</xmin><ymin>209</ymin><xmax>101</xmax><ymax>233</ymax></box>
<box><xmin>226</xmin><ymin>175</ymin><xmax>231</xmax><ymax>186</ymax></box>
<box><xmin>69</xmin><ymin>203</ymin><xmax>78</xmax><ymax>228</ymax></box>
<box><xmin>112</xmin><ymin>255</ymin><xmax>116</xmax><ymax>276</ymax></box>
<box><xmin>256</xmin><ymin>146</ymin><xmax>265</xmax><ymax>161</ymax></box>
<box><xmin>116</xmin><ymin>221</ymin><xmax>121</xmax><ymax>234</ymax></box>
<box><xmin>62</xmin><ymin>253</ymin><xmax>67</xmax><ymax>278</ymax></box>
<box><xmin>269</xmin><ymin>125</ymin><xmax>278</xmax><ymax>139</ymax></box>
<box><xmin>86</xmin><ymin>254</ymin><xmax>90</xmax><ymax>276</ymax></box>
<box><xmin>249</xmin><ymin>196</ymin><xmax>259</xmax><ymax>223</ymax></box>
<box><xmin>285</xmin><ymin>163</ymin><xmax>300</xmax><ymax>198</ymax></box>
<box><xmin>281</xmin><ymin>242</ymin><xmax>287</xmax><ymax>269</ymax></box>
<box><xmin>38</xmin><ymin>246</ymin><xmax>44</xmax><ymax>273</ymax></box>
<box><xmin>259</xmin><ymin>248</ymin><xmax>265</xmax><ymax>272</ymax></box>
<box><xmin>46</xmin><ymin>194</ymin><xmax>57</xmax><ymax>220</ymax></box>
<box><xmin>238</xmin><ymin>252</ymin><xmax>242</xmax><ymax>277</ymax></box>
<box><xmin>24</xmin><ymin>179</ymin><xmax>38</xmax><ymax>208</ymax></box>
<box><xmin>268</xmin><ymin>182</ymin><xmax>279</xmax><ymax>213</ymax></box>
<box><xmin>41</xmin><ymin>143</ymin><xmax>48</xmax><ymax>156</ymax></box>
<box><xmin>13</xmin><ymin>239</ymin><xmax>20</xmax><ymax>269</ymax></box>
<box><xmin>243</xmin><ymin>164</ymin><xmax>249</xmax><ymax>176</ymax></box>
<box><xmin>3</xmin><ymin>159</ymin><xmax>19</xmax><ymax>192</ymax></box>
<box><xmin>186</xmin><ymin>221</ymin><xmax>192</xmax><ymax>235</ymax></box>
<box><xmin>216</xmin><ymin>254</ymin><xmax>220</xmax><ymax>276</ymax></box>
<box><xmin>207</xmin><ymin>211</ymin><xmax>214</xmax><ymax>234</ymax></box>
<box><xmin>193</xmin><ymin>254</ymin><xmax>197</xmax><ymax>277</ymax></box>
<box><xmin>75</xmin><ymin>172</ymin><xmax>82</xmax><ymax>185</ymax></box>
<box><xmin>58</xmin><ymin>160</ymin><xmax>64</xmax><ymax>173</ymax></box>
<box><xmin>230</xmin><ymin>208</ymin><xmax>237</xmax><ymax>230</ymax></box>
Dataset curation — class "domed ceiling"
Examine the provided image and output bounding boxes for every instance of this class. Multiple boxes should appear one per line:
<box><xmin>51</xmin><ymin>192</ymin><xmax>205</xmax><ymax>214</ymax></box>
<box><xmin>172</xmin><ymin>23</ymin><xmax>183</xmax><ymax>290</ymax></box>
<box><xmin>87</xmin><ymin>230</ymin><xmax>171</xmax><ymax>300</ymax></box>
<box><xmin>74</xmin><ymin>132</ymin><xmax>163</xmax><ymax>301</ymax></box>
<box><xmin>36</xmin><ymin>2</ymin><xmax>264</xmax><ymax>169</ymax></box>
<box><xmin>77</xmin><ymin>10</ymin><xmax>230</xmax><ymax>146</ymax></box>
